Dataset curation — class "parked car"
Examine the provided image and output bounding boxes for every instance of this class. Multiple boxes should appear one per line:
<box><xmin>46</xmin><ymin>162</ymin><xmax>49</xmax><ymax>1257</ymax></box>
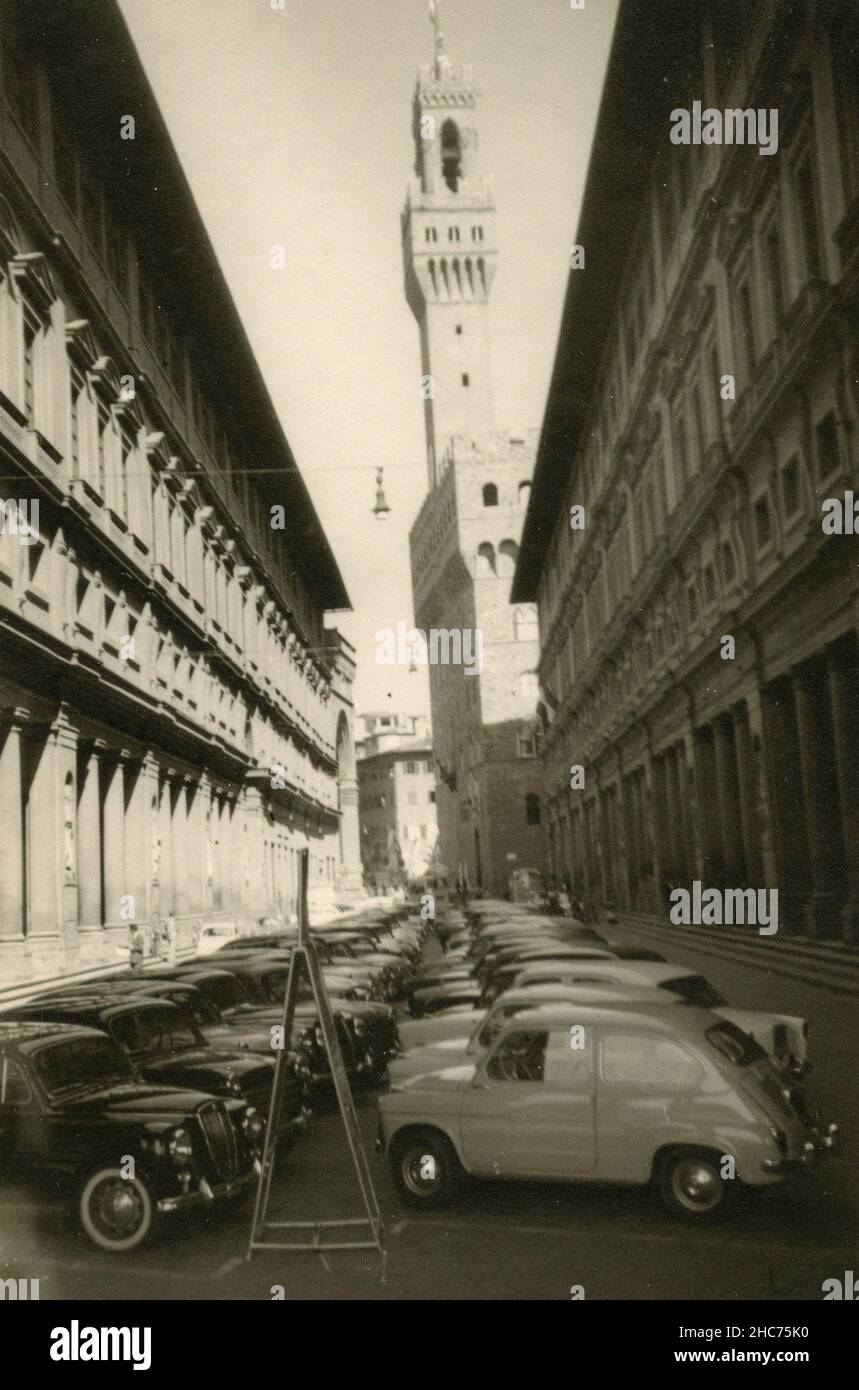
<box><xmin>480</xmin><ymin>949</ymin><xmax>618</xmax><ymax>1005</ymax></box>
<box><xmin>505</xmin><ymin>961</ymin><xmax>811</xmax><ymax>1074</ymax></box>
<box><xmin>409</xmin><ymin>980</ymin><xmax>484</xmax><ymax>1017</ymax></box>
<box><xmin>378</xmin><ymin>1003</ymin><xmax>838</xmax><ymax>1219</ymax></box>
<box><xmin>391</xmin><ymin>982</ymin><xmax>673</xmax><ymax>1081</ymax></box>
<box><xmin>196</xmin><ymin>922</ymin><xmax>239</xmax><ymax>956</ymax></box>
<box><xmin>0</xmin><ymin>996</ymin><xmax>296</xmax><ymax>1127</ymax></box>
<box><xmin>0</xmin><ymin>1021</ymin><xmax>262</xmax><ymax>1252</ymax></box>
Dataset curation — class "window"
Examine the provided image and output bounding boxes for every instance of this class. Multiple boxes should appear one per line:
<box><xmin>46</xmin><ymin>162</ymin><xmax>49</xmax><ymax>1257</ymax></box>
<box><xmin>482</xmin><ymin>482</ymin><xmax>498</xmax><ymax>507</ymax></box>
<box><xmin>764</xmin><ymin>227</ymin><xmax>784</xmax><ymax>328</ymax></box>
<box><xmin>753</xmin><ymin>494</ymin><xmax>772</xmax><ymax>548</ymax></box>
<box><xmin>475</xmin><ymin>542</ymin><xmax>496</xmax><ymax>577</ymax></box>
<box><xmin>815</xmin><ymin>414</ymin><xmax>840</xmax><ymax>482</ymax></box>
<box><xmin>486</xmin><ymin>1030</ymin><xmax>547</xmax><ymax>1082</ymax></box>
<box><xmin>781</xmin><ymin>455</ymin><xmax>800</xmax><ymax>518</ymax></box>
<box><xmin>440</xmin><ymin>119</ymin><xmax>462</xmax><ymax>192</ymax></box>
<box><xmin>0</xmin><ymin>1057</ymin><xmax>33</xmax><ymax>1106</ymax></box>
<box><xmin>525</xmin><ymin>792</ymin><xmax>540</xmax><ymax>825</ymax></box>
<box><xmin>462</xmin><ymin>373</ymin><xmax>470</xmax><ymax>387</ymax></box>
<box><xmin>448</xmin><ymin>226</ymin><xmax>460</xmax><ymax>242</ymax></box>
<box><xmin>721</xmin><ymin>541</ymin><xmax>736</xmax><ymax>583</ymax></box>
<box><xmin>455</xmin><ymin>324</ymin><xmax>462</xmax><ymax>335</ymax></box>
<box><xmin>795</xmin><ymin>152</ymin><xmax>822</xmax><ymax>281</ymax></box>
<box><xmin>517</xmin><ymin>727</ymin><xmax>536</xmax><ymax>758</ymax></box>
<box><xmin>429</xmin><ymin>790</ymin><xmax>436</xmax><ymax>803</ymax></box>
<box><xmin>518</xmin><ymin>481</ymin><xmax>530</xmax><ymax>508</ymax></box>
<box><xmin>405</xmin><ymin>761</ymin><xmax>416</xmax><ymax>774</ymax></box>
<box><xmin>22</xmin><ymin>305</ymin><xmax>38</xmax><ymax>421</ymax></box>
<box><xmin>424</xmin><ymin>227</ymin><xmax>437</xmax><ymax>243</ymax></box>
<box><xmin>601</xmin><ymin>1034</ymin><xmax>704</xmax><ymax>1089</ymax></box>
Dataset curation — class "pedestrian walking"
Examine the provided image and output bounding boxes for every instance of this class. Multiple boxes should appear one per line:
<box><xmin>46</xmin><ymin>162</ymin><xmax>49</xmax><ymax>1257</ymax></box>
<box><xmin>128</xmin><ymin>923</ymin><xmax>144</xmax><ymax>972</ymax></box>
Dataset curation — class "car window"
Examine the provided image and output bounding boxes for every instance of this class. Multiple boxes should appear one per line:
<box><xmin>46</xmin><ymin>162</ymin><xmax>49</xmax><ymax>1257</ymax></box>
<box><xmin>601</xmin><ymin>1034</ymin><xmax>704</xmax><ymax>1089</ymax></box>
<box><xmin>486</xmin><ymin>1030</ymin><xmax>547</xmax><ymax>1083</ymax></box>
<box><xmin>705</xmin><ymin>1021</ymin><xmax>767</xmax><ymax>1067</ymax></box>
<box><xmin>660</xmin><ymin>974</ymin><xmax>726</xmax><ymax>1008</ymax></box>
<box><xmin>0</xmin><ymin>1057</ymin><xmax>33</xmax><ymax>1106</ymax></box>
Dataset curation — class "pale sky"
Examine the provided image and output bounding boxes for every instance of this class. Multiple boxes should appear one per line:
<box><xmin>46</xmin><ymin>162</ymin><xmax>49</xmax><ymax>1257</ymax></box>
<box><xmin>118</xmin><ymin>0</ymin><xmax>618</xmax><ymax>719</ymax></box>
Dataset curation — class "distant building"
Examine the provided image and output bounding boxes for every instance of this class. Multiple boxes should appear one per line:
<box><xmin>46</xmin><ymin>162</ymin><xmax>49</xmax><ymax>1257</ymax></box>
<box><xmin>0</xmin><ymin>0</ymin><xmax>356</xmax><ymax>986</ymax></box>
<box><xmin>514</xmin><ymin>0</ymin><xmax>859</xmax><ymax>942</ymax></box>
<box><xmin>404</xmin><ymin>15</ymin><xmax>546</xmax><ymax>897</ymax></box>
<box><xmin>357</xmin><ymin>713</ymin><xmax>437</xmax><ymax>892</ymax></box>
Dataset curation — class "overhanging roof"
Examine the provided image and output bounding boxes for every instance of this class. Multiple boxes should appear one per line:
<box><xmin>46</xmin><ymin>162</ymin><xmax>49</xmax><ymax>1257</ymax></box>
<box><xmin>512</xmin><ymin>0</ymin><xmax>696</xmax><ymax>603</ymax></box>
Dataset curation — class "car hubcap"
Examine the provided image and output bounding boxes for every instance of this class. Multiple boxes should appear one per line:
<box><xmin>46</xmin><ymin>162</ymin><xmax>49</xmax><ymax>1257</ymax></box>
<box><xmin>402</xmin><ymin>1147</ymin><xmax>441</xmax><ymax>1197</ymax></box>
<box><xmin>673</xmin><ymin>1159</ymin><xmax>721</xmax><ymax>1211</ymax></box>
<box><xmin>92</xmin><ymin>1179</ymin><xmax>144</xmax><ymax>1237</ymax></box>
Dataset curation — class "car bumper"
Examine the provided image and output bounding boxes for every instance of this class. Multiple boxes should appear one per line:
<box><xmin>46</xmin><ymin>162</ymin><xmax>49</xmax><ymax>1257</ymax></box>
<box><xmin>762</xmin><ymin>1123</ymin><xmax>840</xmax><ymax>1174</ymax></box>
<box><xmin>157</xmin><ymin>1162</ymin><xmax>259</xmax><ymax>1213</ymax></box>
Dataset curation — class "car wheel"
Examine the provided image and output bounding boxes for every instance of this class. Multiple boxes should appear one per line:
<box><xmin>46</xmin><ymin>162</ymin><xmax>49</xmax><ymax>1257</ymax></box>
<box><xmin>657</xmin><ymin>1149</ymin><xmax>738</xmax><ymax>1221</ymax></box>
<box><xmin>390</xmin><ymin>1128</ymin><xmax>462</xmax><ymax>1209</ymax></box>
<box><xmin>78</xmin><ymin>1167</ymin><xmax>158</xmax><ymax>1253</ymax></box>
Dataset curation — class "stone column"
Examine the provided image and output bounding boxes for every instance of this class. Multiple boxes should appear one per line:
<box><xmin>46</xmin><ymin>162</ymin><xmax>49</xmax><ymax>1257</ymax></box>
<box><xmin>734</xmin><ymin>699</ymin><xmax>764</xmax><ymax>888</ymax></box>
<box><xmin>77</xmin><ymin>740</ymin><xmax>103</xmax><ymax>927</ymax></box>
<box><xmin>172</xmin><ymin>777</ymin><xmax>191</xmax><ymax>919</ymax></box>
<box><xmin>0</xmin><ymin>709</ymin><xmax>28</xmax><ymax>936</ymax></box>
<box><xmin>122</xmin><ymin>757</ymin><xmax>152</xmax><ymax>930</ymax></box>
<box><xmin>693</xmin><ymin>725</ymin><xmax>724</xmax><ymax>887</ymax></box>
<box><xmin>185</xmin><ymin>780</ymin><xmax>205</xmax><ymax>916</ymax></box>
<box><xmin>158</xmin><ymin>771</ymin><xmax>175</xmax><ymax>916</ymax></box>
<box><xmin>713</xmin><ymin>714</ymin><xmax>745</xmax><ymax>885</ymax></box>
<box><xmin>792</xmin><ymin>663</ymin><xmax>843</xmax><ymax>938</ymax></box>
<box><xmin>102</xmin><ymin>751</ymin><xmax>127</xmax><ymax>928</ymax></box>
<box><xmin>677</xmin><ymin>733</ymin><xmax>704</xmax><ymax>881</ymax></box>
<box><xmin>825</xmin><ymin>643</ymin><xmax>859</xmax><ymax>943</ymax></box>
<box><xmin>26</xmin><ymin>721</ymin><xmax>63</xmax><ymax>938</ymax></box>
<box><xmin>337</xmin><ymin>777</ymin><xmax>363</xmax><ymax>896</ymax></box>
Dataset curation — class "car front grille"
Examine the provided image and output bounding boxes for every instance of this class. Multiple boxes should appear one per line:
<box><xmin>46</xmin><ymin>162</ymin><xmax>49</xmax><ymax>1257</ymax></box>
<box><xmin>197</xmin><ymin>1100</ymin><xmax>240</xmax><ymax>1182</ymax></box>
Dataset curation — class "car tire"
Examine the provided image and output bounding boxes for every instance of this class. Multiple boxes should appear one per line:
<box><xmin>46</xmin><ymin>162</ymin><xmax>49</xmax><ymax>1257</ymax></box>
<box><xmin>390</xmin><ymin>1128</ymin><xmax>462</xmax><ymax>1209</ymax></box>
<box><xmin>657</xmin><ymin>1148</ymin><xmax>739</xmax><ymax>1222</ymax></box>
<box><xmin>78</xmin><ymin>1166</ymin><xmax>159</xmax><ymax>1253</ymax></box>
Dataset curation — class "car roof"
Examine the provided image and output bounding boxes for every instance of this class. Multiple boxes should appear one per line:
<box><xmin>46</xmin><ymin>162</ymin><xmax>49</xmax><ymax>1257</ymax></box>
<box><xmin>512</xmin><ymin>960</ymin><xmax>689</xmax><ymax>984</ymax></box>
<box><xmin>495</xmin><ymin>984</ymin><xmax>672</xmax><ymax>1008</ymax></box>
<box><xmin>499</xmin><ymin>1001</ymin><xmax>718</xmax><ymax>1034</ymax></box>
<box><xmin>4</xmin><ymin>996</ymin><xmax>184</xmax><ymax>1023</ymax></box>
<box><xmin>0</xmin><ymin>1019</ymin><xmax>116</xmax><ymax>1053</ymax></box>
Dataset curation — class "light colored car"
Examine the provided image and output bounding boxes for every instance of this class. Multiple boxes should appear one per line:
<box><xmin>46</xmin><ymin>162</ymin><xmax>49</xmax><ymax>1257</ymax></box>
<box><xmin>391</xmin><ymin>982</ymin><xmax>672</xmax><ymax>1082</ymax></box>
<box><xmin>195</xmin><ymin>922</ymin><xmax>239</xmax><ymax>956</ymax></box>
<box><xmin>378</xmin><ymin>1003</ymin><xmax>838</xmax><ymax>1219</ymax></box>
<box><xmin>508</xmin><ymin>962</ymin><xmax>810</xmax><ymax>1075</ymax></box>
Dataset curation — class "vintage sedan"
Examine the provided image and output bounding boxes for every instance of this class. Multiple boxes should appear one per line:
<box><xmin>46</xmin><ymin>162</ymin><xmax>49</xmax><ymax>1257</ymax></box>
<box><xmin>409</xmin><ymin>979</ymin><xmax>485</xmax><ymax>1018</ymax></box>
<box><xmin>0</xmin><ymin>1021</ymin><xmax>261</xmax><ymax>1252</ymax></box>
<box><xmin>0</xmin><ymin>996</ymin><xmax>293</xmax><ymax>1124</ymax></box>
<box><xmin>378</xmin><ymin>1003</ymin><xmax>838</xmax><ymax>1219</ymax></box>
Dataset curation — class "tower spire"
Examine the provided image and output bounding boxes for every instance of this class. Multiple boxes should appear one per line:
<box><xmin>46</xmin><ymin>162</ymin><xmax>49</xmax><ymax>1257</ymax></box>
<box><xmin>428</xmin><ymin>0</ymin><xmax>449</xmax><ymax>77</ymax></box>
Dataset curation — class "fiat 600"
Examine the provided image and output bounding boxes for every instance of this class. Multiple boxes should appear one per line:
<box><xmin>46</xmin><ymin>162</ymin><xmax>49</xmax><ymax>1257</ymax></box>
<box><xmin>378</xmin><ymin>1003</ymin><xmax>837</xmax><ymax>1220</ymax></box>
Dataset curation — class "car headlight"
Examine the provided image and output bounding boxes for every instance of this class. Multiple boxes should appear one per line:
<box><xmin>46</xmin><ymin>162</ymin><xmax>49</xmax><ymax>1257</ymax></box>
<box><xmin>227</xmin><ymin>1075</ymin><xmax>244</xmax><ymax>1096</ymax></box>
<box><xmin>242</xmin><ymin>1108</ymin><xmax>265</xmax><ymax>1140</ymax></box>
<box><xmin>168</xmin><ymin>1127</ymin><xmax>194</xmax><ymax>1165</ymax></box>
<box><xmin>353</xmin><ymin>1018</ymin><xmax>367</xmax><ymax>1036</ymax></box>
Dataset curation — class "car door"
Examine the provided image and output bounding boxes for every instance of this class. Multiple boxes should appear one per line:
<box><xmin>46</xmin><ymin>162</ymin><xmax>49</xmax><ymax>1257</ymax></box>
<box><xmin>0</xmin><ymin>1053</ymin><xmax>45</xmax><ymax>1176</ymax></box>
<box><xmin>595</xmin><ymin>1030</ymin><xmax>707</xmax><ymax>1182</ymax></box>
<box><xmin>459</xmin><ymin>1028</ymin><xmax>597</xmax><ymax>1177</ymax></box>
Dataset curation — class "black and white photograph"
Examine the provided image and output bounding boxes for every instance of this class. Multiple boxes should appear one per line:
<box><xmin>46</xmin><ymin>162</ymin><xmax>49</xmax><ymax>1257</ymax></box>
<box><xmin>0</xmin><ymin>0</ymin><xmax>857</xmax><ymax>1341</ymax></box>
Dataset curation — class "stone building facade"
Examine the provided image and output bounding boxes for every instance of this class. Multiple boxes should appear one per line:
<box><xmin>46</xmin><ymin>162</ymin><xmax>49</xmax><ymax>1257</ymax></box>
<box><xmin>513</xmin><ymin>0</ymin><xmax>859</xmax><ymax>943</ymax></box>
<box><xmin>357</xmin><ymin>714</ymin><xmax>437</xmax><ymax>892</ymax></box>
<box><xmin>0</xmin><ymin>0</ymin><xmax>358</xmax><ymax>986</ymax></box>
<box><xmin>406</xmin><ymin>16</ymin><xmax>546</xmax><ymax>897</ymax></box>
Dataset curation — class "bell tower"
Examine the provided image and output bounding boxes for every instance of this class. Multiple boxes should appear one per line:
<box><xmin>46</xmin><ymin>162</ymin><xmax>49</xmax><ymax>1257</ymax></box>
<box><xmin>402</xmin><ymin>2</ymin><xmax>497</xmax><ymax>488</ymax></box>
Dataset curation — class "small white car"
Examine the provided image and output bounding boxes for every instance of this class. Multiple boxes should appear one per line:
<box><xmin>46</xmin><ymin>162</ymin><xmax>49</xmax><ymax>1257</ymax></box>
<box><xmin>378</xmin><ymin>1003</ymin><xmax>837</xmax><ymax>1220</ymax></box>
<box><xmin>196</xmin><ymin>922</ymin><xmax>239</xmax><ymax>956</ymax></box>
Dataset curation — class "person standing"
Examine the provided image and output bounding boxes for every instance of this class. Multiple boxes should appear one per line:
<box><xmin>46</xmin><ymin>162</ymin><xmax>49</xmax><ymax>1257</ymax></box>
<box><xmin>128</xmin><ymin>923</ymin><xmax>144</xmax><ymax>972</ymax></box>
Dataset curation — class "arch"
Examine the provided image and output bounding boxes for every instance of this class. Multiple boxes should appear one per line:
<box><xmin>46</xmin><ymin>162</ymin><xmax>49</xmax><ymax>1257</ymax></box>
<box><xmin>464</xmin><ymin>257</ymin><xmax>474</xmax><ymax>297</ymax></box>
<box><xmin>475</xmin><ymin>542</ymin><xmax>496</xmax><ymax>577</ymax></box>
<box><xmin>440</xmin><ymin>258</ymin><xmax>450</xmax><ymax>300</ymax></box>
<box><xmin>452</xmin><ymin>258</ymin><xmax>462</xmax><ymax>298</ymax></box>
<box><xmin>428</xmin><ymin>258</ymin><xmax>437</xmax><ymax>297</ymax></box>
<box><xmin>441</xmin><ymin>119</ymin><xmax>463</xmax><ymax>193</ymax></box>
<box><xmin>477</xmin><ymin>256</ymin><xmax>487</xmax><ymax>295</ymax></box>
<box><xmin>498</xmin><ymin>538</ymin><xmax>519</xmax><ymax>576</ymax></box>
<box><xmin>482</xmin><ymin>482</ymin><xmax>498</xmax><ymax>507</ymax></box>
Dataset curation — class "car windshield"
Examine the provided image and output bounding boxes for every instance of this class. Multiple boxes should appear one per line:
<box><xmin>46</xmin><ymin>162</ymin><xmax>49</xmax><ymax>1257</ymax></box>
<box><xmin>199</xmin><ymin>976</ymin><xmax>251</xmax><ymax>1011</ymax></box>
<box><xmin>112</xmin><ymin>1008</ymin><xmax>200</xmax><ymax>1057</ymax></box>
<box><xmin>34</xmin><ymin>1036</ymin><xmax>136</xmax><ymax>1095</ymax></box>
<box><xmin>662</xmin><ymin>975</ymin><xmax>725</xmax><ymax>1008</ymax></box>
<box><xmin>705</xmin><ymin>1021</ymin><xmax>767</xmax><ymax>1066</ymax></box>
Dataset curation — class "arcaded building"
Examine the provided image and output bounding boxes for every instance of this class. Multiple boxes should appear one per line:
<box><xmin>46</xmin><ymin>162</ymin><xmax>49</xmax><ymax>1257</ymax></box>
<box><xmin>513</xmin><ymin>0</ymin><xmax>859</xmax><ymax>943</ymax></box>
<box><xmin>0</xmin><ymin>0</ymin><xmax>358</xmax><ymax>985</ymax></box>
<box><xmin>406</xmin><ymin>16</ymin><xmax>546</xmax><ymax>897</ymax></box>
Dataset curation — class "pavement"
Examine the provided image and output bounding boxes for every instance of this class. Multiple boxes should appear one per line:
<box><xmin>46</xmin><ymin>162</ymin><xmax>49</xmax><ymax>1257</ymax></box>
<box><xmin>1</xmin><ymin>917</ymin><xmax>856</xmax><ymax>1301</ymax></box>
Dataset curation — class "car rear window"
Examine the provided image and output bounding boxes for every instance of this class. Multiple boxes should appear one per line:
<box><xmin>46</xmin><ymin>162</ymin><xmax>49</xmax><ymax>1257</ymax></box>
<box><xmin>705</xmin><ymin>1021</ymin><xmax>767</xmax><ymax>1066</ymax></box>
<box><xmin>660</xmin><ymin>975</ymin><xmax>725</xmax><ymax>1008</ymax></box>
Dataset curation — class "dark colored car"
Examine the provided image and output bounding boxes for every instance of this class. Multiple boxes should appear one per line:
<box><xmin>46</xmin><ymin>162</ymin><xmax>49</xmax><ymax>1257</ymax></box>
<box><xmin>409</xmin><ymin>980</ymin><xmax>484</xmax><ymax>1017</ymax></box>
<box><xmin>0</xmin><ymin>1021</ymin><xmax>261</xmax><ymax>1252</ymax></box>
<box><xmin>0</xmin><ymin>996</ymin><xmax>296</xmax><ymax>1128</ymax></box>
